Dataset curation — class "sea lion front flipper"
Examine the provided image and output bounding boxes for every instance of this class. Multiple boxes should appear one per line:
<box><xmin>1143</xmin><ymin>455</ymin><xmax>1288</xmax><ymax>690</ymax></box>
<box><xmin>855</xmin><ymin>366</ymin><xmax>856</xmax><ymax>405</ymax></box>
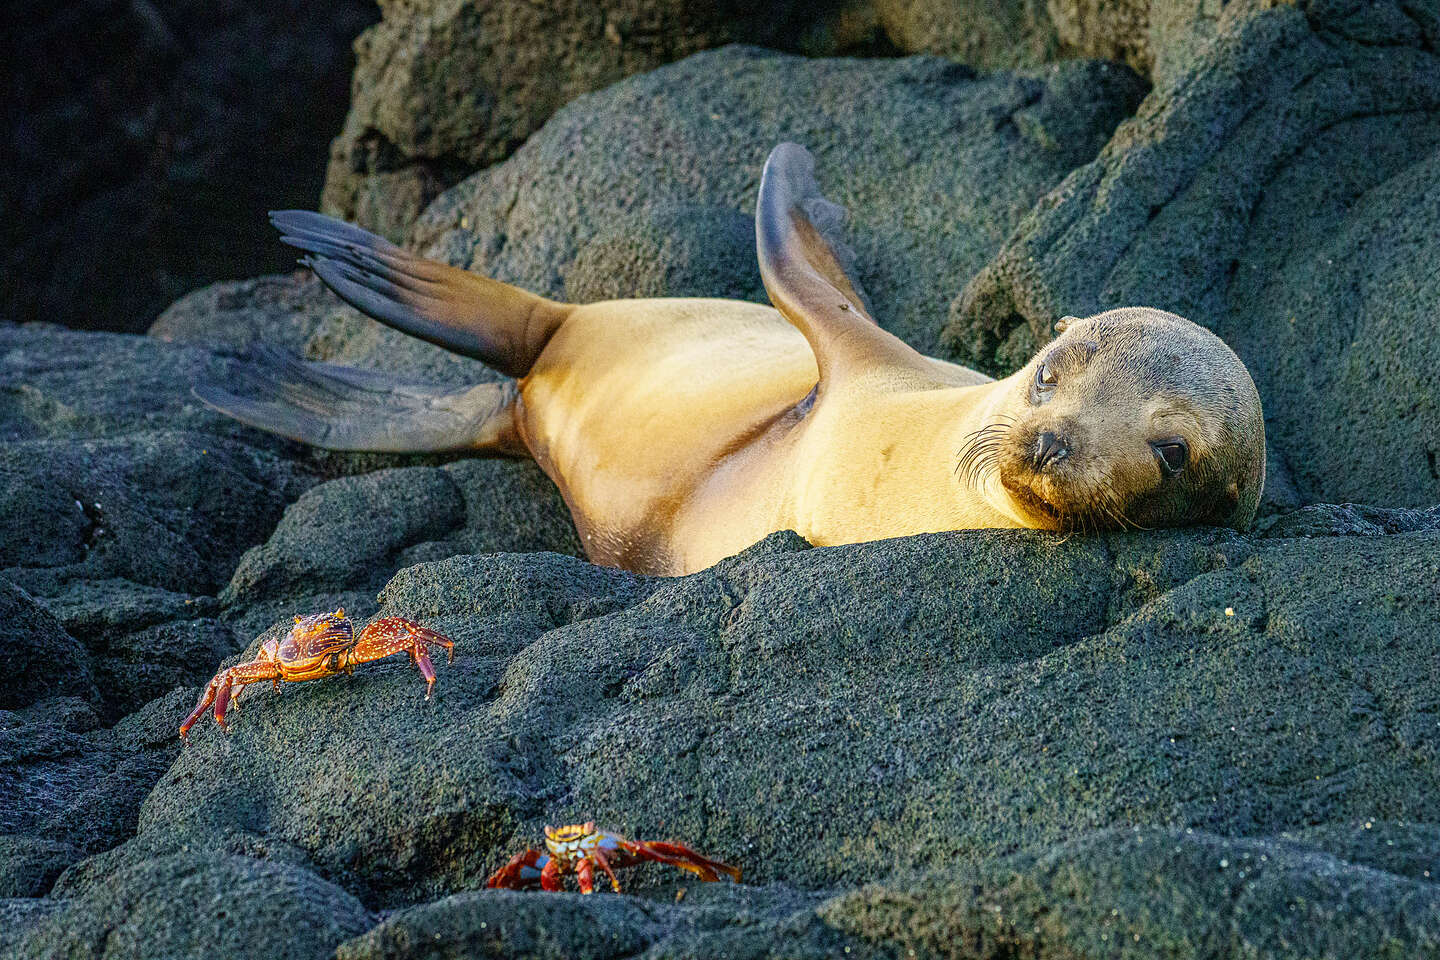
<box><xmin>196</xmin><ymin>346</ymin><xmax>522</xmax><ymax>453</ymax></box>
<box><xmin>755</xmin><ymin>143</ymin><xmax>934</xmax><ymax>391</ymax></box>
<box><xmin>270</xmin><ymin>211</ymin><xmax>571</xmax><ymax>378</ymax></box>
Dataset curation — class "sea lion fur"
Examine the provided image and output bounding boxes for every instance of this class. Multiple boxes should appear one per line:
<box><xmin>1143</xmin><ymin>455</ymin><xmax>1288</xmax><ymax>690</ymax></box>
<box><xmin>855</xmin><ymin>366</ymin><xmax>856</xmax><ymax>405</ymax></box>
<box><xmin>200</xmin><ymin>143</ymin><xmax>1265</xmax><ymax>575</ymax></box>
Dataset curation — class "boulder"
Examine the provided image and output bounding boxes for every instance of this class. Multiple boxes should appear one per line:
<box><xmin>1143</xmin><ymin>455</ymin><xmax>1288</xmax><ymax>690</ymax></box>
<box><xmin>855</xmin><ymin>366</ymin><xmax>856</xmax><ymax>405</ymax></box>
<box><xmin>335</xmin><ymin>885</ymin><xmax>868</xmax><ymax>960</ymax></box>
<box><xmin>61</xmin><ymin>516</ymin><xmax>1440</xmax><ymax>958</ymax></box>
<box><xmin>219</xmin><ymin>459</ymin><xmax>581</xmax><ymax>633</ymax></box>
<box><xmin>0</xmin><ymin>325</ymin><xmax>312</xmax><ymax>600</ymax></box>
<box><xmin>14</xmin><ymin>853</ymin><xmax>370</xmax><ymax>960</ymax></box>
<box><xmin>0</xmin><ymin>690</ymin><xmax>187</xmax><ymax>875</ymax></box>
<box><xmin>322</xmin><ymin>0</ymin><xmax>1079</xmax><ymax>241</ymax></box>
<box><xmin>944</xmin><ymin>0</ymin><xmax>1440</xmax><ymax>510</ymax></box>
<box><xmin>0</xmin><ymin>578</ymin><xmax>95</xmax><ymax>709</ymax></box>
<box><xmin>396</xmin><ymin>48</ymin><xmax>1145</xmax><ymax>360</ymax></box>
<box><xmin>824</xmin><ymin>825</ymin><xmax>1440</xmax><ymax>958</ymax></box>
<box><xmin>0</xmin><ymin>837</ymin><xmax>81</xmax><ymax>899</ymax></box>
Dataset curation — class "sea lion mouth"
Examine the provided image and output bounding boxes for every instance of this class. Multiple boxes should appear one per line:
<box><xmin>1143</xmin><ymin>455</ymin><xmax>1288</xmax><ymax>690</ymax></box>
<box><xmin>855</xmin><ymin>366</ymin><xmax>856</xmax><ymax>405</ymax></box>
<box><xmin>1002</xmin><ymin>477</ymin><xmax>1063</xmax><ymax>527</ymax></box>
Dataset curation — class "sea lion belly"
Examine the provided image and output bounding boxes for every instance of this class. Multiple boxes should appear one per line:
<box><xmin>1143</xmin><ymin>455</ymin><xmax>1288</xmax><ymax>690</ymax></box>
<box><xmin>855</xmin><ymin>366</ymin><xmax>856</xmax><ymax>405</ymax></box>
<box><xmin>517</xmin><ymin>298</ymin><xmax>817</xmax><ymax>572</ymax></box>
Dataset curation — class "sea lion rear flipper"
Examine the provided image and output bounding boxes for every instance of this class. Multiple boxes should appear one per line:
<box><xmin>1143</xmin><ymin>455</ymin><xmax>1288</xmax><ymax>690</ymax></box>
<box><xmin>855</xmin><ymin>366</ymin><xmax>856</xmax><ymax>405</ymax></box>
<box><xmin>196</xmin><ymin>346</ymin><xmax>522</xmax><ymax>453</ymax></box>
<box><xmin>755</xmin><ymin>143</ymin><xmax>934</xmax><ymax>390</ymax></box>
<box><xmin>270</xmin><ymin>211</ymin><xmax>570</xmax><ymax>378</ymax></box>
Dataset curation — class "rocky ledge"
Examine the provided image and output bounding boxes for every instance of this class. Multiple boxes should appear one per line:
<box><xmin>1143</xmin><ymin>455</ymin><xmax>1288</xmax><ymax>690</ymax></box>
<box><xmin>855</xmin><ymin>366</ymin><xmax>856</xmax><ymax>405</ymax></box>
<box><xmin>4</xmin><ymin>1</ymin><xmax>1439</xmax><ymax>957</ymax></box>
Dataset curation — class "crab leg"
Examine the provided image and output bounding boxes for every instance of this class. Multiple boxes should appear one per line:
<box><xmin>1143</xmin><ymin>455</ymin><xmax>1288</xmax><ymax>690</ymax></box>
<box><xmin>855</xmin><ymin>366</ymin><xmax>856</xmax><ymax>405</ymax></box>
<box><xmin>485</xmin><ymin>848</ymin><xmax>550</xmax><ymax>890</ymax></box>
<box><xmin>179</xmin><ymin>659</ymin><xmax>283</xmax><ymax>742</ymax></box>
<box><xmin>575</xmin><ymin>857</ymin><xmax>597</xmax><ymax>894</ymax></box>
<box><xmin>540</xmin><ymin>856</ymin><xmax>564</xmax><ymax>891</ymax></box>
<box><xmin>349</xmin><ymin>617</ymin><xmax>455</xmax><ymax>698</ymax></box>
<box><xmin>617</xmin><ymin>838</ymin><xmax>742</xmax><ymax>883</ymax></box>
<box><xmin>589</xmin><ymin>848</ymin><xmax>624</xmax><ymax>893</ymax></box>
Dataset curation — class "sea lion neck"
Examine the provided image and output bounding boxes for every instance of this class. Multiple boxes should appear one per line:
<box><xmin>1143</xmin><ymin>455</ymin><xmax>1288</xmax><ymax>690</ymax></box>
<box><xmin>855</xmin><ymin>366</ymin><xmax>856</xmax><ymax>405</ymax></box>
<box><xmin>776</xmin><ymin>378</ymin><xmax>1028</xmax><ymax>545</ymax></box>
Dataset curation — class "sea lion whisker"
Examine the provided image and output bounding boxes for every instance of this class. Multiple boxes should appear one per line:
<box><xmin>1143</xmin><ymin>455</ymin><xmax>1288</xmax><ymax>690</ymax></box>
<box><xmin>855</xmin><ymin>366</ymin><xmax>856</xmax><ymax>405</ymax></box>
<box><xmin>210</xmin><ymin>148</ymin><xmax>1264</xmax><ymax>576</ymax></box>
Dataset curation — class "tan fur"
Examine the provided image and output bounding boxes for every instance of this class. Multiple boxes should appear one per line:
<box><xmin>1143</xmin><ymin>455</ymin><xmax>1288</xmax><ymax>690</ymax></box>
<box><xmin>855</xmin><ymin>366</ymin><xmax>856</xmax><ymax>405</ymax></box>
<box><xmin>515</xmin><ymin>300</ymin><xmax>1262</xmax><ymax>574</ymax></box>
<box><xmin>225</xmin><ymin>147</ymin><xmax>1265</xmax><ymax>577</ymax></box>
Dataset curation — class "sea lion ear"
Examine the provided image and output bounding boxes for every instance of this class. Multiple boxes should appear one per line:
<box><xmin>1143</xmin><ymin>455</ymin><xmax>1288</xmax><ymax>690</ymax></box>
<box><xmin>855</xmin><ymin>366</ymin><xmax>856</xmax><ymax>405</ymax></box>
<box><xmin>1054</xmin><ymin>316</ymin><xmax>1079</xmax><ymax>333</ymax></box>
<box><xmin>755</xmin><ymin>143</ymin><xmax>933</xmax><ymax>390</ymax></box>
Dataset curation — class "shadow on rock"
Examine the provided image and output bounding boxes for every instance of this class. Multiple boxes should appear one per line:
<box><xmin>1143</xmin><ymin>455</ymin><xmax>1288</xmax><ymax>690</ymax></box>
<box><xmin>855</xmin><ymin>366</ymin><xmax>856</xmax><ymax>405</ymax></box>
<box><xmin>47</xmin><ymin>516</ymin><xmax>1440</xmax><ymax>957</ymax></box>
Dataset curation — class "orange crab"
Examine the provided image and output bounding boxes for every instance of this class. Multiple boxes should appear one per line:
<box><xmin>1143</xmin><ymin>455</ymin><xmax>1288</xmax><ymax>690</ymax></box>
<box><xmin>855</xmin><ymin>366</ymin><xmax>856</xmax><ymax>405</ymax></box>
<box><xmin>179</xmin><ymin>608</ymin><xmax>454</xmax><ymax>742</ymax></box>
<box><xmin>486</xmin><ymin>822</ymin><xmax>741</xmax><ymax>894</ymax></box>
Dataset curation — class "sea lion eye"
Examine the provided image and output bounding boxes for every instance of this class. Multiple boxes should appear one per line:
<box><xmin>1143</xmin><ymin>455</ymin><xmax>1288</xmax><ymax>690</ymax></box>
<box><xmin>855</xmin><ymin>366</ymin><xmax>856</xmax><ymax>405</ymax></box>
<box><xmin>1035</xmin><ymin>362</ymin><xmax>1058</xmax><ymax>389</ymax></box>
<box><xmin>1151</xmin><ymin>437</ymin><xmax>1189</xmax><ymax>477</ymax></box>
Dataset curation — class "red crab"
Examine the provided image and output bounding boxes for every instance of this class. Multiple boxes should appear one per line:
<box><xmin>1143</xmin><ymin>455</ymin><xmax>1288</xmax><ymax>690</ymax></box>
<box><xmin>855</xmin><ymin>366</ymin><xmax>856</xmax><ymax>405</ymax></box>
<box><xmin>486</xmin><ymin>822</ymin><xmax>742</xmax><ymax>894</ymax></box>
<box><xmin>179</xmin><ymin>608</ymin><xmax>454</xmax><ymax>742</ymax></box>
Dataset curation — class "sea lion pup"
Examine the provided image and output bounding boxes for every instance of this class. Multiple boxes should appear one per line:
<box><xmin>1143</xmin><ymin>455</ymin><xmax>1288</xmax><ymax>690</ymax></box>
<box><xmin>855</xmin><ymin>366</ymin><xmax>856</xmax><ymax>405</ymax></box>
<box><xmin>199</xmin><ymin>143</ymin><xmax>1265</xmax><ymax>576</ymax></box>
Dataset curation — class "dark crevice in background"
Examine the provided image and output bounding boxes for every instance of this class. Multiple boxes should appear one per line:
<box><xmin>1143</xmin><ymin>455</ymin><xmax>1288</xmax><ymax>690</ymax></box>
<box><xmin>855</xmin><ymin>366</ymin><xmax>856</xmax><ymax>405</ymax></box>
<box><xmin>1</xmin><ymin>0</ymin><xmax>379</xmax><ymax>333</ymax></box>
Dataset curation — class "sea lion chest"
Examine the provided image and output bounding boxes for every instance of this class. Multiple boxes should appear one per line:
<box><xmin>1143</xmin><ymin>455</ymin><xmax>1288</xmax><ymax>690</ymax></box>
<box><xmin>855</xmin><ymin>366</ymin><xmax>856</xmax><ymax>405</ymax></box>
<box><xmin>516</xmin><ymin>298</ymin><xmax>819</xmax><ymax>572</ymax></box>
<box><xmin>515</xmin><ymin>298</ymin><xmax>1013</xmax><ymax>574</ymax></box>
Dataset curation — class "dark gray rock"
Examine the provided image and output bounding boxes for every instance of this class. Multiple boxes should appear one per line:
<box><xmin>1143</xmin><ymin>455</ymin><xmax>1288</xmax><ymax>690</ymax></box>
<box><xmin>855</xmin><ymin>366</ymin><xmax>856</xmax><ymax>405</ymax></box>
<box><xmin>0</xmin><ymin>836</ymin><xmax>81</xmax><ymax>898</ymax></box>
<box><xmin>823</xmin><ymin>825</ymin><xmax>1440</xmax><ymax>958</ymax></box>
<box><xmin>91</xmin><ymin>618</ymin><xmax>241</xmax><ymax>721</ymax></box>
<box><xmin>14</xmin><ymin>853</ymin><xmax>370</xmax><ymax>960</ymax></box>
<box><xmin>64</xmin><ymin>521</ymin><xmax>1440</xmax><ymax>959</ymax></box>
<box><xmin>0</xmin><ymin>899</ymin><xmax>64</xmax><ymax>955</ymax></box>
<box><xmin>321</xmin><ymin>0</ymin><xmax>928</xmax><ymax>242</ymax></box>
<box><xmin>336</xmin><ymin>885</ymin><xmax>874</xmax><ymax>960</ymax></box>
<box><xmin>0</xmin><ymin>324</ymin><xmax>277</xmax><ymax>442</ymax></box>
<box><xmin>0</xmin><ymin>431</ymin><xmax>302</xmax><ymax>598</ymax></box>
<box><xmin>944</xmin><ymin>0</ymin><xmax>1440</xmax><ymax>510</ymax></box>
<box><xmin>150</xmin><ymin>271</ymin><xmax>357</xmax><ymax>356</ymax></box>
<box><xmin>0</xmin><ymin>690</ymin><xmax>186</xmax><ymax>869</ymax></box>
<box><xmin>0</xmin><ymin>578</ymin><xmax>95</xmax><ymax>709</ymax></box>
<box><xmin>41</xmin><ymin>578</ymin><xmax>220</xmax><ymax>646</ymax></box>
<box><xmin>402</xmin><ymin>48</ymin><xmax>1144</xmax><ymax>359</ymax></box>
<box><xmin>218</xmin><ymin>460</ymin><xmax>581</xmax><ymax>632</ymax></box>
<box><xmin>219</xmin><ymin>466</ymin><xmax>467</xmax><ymax>624</ymax></box>
<box><xmin>0</xmin><ymin>325</ymin><xmax>312</xmax><ymax>600</ymax></box>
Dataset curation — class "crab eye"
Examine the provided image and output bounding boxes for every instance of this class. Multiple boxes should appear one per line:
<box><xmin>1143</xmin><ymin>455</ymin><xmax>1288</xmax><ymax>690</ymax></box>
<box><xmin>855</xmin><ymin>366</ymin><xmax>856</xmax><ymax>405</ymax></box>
<box><xmin>1151</xmin><ymin>438</ymin><xmax>1189</xmax><ymax>477</ymax></box>
<box><xmin>1035</xmin><ymin>362</ymin><xmax>1058</xmax><ymax>389</ymax></box>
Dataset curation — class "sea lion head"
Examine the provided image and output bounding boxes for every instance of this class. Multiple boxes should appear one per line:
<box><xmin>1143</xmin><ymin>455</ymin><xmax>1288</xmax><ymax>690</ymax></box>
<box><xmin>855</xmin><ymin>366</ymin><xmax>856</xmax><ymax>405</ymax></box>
<box><xmin>971</xmin><ymin>307</ymin><xmax>1265</xmax><ymax>532</ymax></box>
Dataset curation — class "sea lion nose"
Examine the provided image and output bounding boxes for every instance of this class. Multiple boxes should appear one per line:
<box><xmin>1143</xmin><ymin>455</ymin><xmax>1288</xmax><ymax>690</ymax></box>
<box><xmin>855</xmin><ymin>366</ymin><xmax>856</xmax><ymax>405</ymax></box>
<box><xmin>1033</xmin><ymin>431</ymin><xmax>1070</xmax><ymax>470</ymax></box>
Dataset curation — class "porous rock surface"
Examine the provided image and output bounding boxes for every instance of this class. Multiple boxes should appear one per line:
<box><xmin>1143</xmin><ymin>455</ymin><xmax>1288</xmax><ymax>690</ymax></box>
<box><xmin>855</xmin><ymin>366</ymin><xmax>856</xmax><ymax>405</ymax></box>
<box><xmin>388</xmin><ymin>48</ymin><xmax>1145</xmax><ymax>358</ymax></box>
<box><xmin>6</xmin><ymin>22</ymin><xmax>1440</xmax><ymax>960</ymax></box>
<box><xmin>943</xmin><ymin>0</ymin><xmax>1440</xmax><ymax>510</ymax></box>
<box><xmin>25</xmin><ymin>518</ymin><xmax>1440</xmax><ymax>958</ymax></box>
<box><xmin>321</xmin><ymin>0</ymin><xmax>1086</xmax><ymax>241</ymax></box>
<box><xmin>321</xmin><ymin>0</ymin><xmax>1295</xmax><ymax>242</ymax></box>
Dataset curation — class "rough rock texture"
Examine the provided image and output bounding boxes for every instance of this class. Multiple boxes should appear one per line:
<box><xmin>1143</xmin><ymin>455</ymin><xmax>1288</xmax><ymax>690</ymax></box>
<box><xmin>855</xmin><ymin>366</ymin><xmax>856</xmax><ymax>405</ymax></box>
<box><xmin>0</xmin><ymin>691</ymin><xmax>186</xmax><ymax>889</ymax></box>
<box><xmin>1043</xmin><ymin>0</ymin><xmax>1293</xmax><ymax>85</ymax></box>
<box><xmin>0</xmin><ymin>312</ymin><xmax>581</xmax><ymax>924</ymax></box>
<box><xmin>944</xmin><ymin>0</ymin><xmax>1440</xmax><ymax>510</ymax></box>
<box><xmin>322</xmin><ymin>0</ymin><xmax>1081</xmax><ymax>241</ymax></box>
<box><xmin>32</xmin><ymin>514</ymin><xmax>1440</xmax><ymax>956</ymax></box>
<box><xmin>335</xmin><ymin>885</ymin><xmax>869</xmax><ymax>959</ymax></box>
<box><xmin>320</xmin><ymin>0</ymin><xmax>867</xmax><ymax>240</ymax></box>
<box><xmin>6</xmin><ymin>20</ymin><xmax>1440</xmax><ymax>960</ymax></box>
<box><xmin>826</xmin><ymin>825</ymin><xmax>1440</xmax><ymax>957</ymax></box>
<box><xmin>16</xmin><ymin>853</ymin><xmax>370</xmax><ymax>960</ymax></box>
<box><xmin>404</xmin><ymin>48</ymin><xmax>1145</xmax><ymax>358</ymax></box>
<box><xmin>870</xmin><ymin>0</ymin><xmax>1065</xmax><ymax>70</ymax></box>
<box><xmin>0</xmin><ymin>579</ymin><xmax>95</xmax><ymax>709</ymax></box>
<box><xmin>2</xmin><ymin>0</ymin><xmax>376</xmax><ymax>333</ymax></box>
<box><xmin>221</xmin><ymin>460</ymin><xmax>581</xmax><ymax>632</ymax></box>
<box><xmin>150</xmin><ymin>271</ymin><xmax>358</xmax><ymax>357</ymax></box>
